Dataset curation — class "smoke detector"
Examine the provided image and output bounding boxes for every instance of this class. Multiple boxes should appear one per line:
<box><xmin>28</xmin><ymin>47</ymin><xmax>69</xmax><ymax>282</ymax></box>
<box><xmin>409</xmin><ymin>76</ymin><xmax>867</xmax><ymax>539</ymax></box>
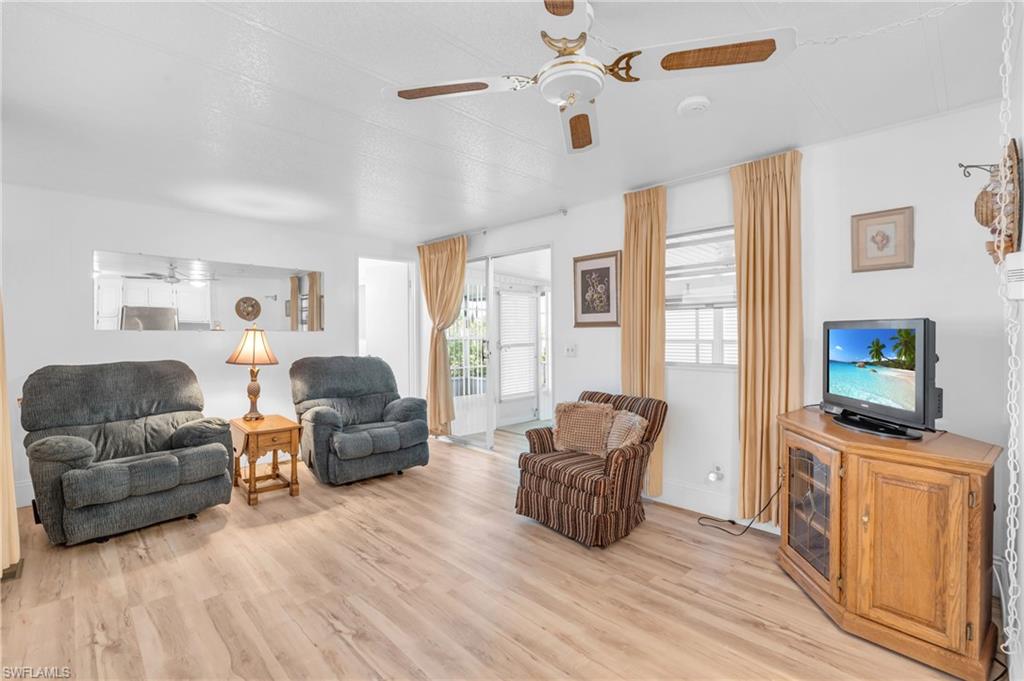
<box><xmin>678</xmin><ymin>95</ymin><xmax>712</xmax><ymax>115</ymax></box>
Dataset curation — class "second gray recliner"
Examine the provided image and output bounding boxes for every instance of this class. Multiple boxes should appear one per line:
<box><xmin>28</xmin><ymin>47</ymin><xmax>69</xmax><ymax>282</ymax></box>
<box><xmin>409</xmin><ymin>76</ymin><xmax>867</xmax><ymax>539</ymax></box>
<box><xmin>289</xmin><ymin>356</ymin><xmax>429</xmax><ymax>485</ymax></box>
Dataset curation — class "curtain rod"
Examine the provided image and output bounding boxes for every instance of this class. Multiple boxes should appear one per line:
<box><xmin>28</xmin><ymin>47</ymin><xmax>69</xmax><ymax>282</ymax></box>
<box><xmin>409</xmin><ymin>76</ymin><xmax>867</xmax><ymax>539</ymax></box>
<box><xmin>420</xmin><ymin>207</ymin><xmax>568</xmax><ymax>246</ymax></box>
<box><xmin>628</xmin><ymin>147</ymin><xmax>799</xmax><ymax>194</ymax></box>
<box><xmin>420</xmin><ymin>147</ymin><xmax>795</xmax><ymax>245</ymax></box>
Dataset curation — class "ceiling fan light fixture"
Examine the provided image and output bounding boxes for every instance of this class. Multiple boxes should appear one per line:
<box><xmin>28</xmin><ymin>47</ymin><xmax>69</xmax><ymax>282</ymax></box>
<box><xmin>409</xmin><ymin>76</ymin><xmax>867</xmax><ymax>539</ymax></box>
<box><xmin>537</xmin><ymin>55</ymin><xmax>605</xmax><ymax>106</ymax></box>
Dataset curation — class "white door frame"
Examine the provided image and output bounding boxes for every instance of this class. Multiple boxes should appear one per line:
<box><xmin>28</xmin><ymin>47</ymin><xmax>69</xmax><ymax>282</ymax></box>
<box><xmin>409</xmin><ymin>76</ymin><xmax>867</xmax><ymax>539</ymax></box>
<box><xmin>483</xmin><ymin>244</ymin><xmax>555</xmax><ymax>434</ymax></box>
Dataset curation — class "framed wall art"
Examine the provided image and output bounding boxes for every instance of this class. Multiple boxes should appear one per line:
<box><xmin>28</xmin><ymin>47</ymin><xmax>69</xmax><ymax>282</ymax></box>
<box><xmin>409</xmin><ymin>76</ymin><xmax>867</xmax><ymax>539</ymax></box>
<box><xmin>851</xmin><ymin>206</ymin><xmax>914</xmax><ymax>273</ymax></box>
<box><xmin>573</xmin><ymin>250</ymin><xmax>621</xmax><ymax>327</ymax></box>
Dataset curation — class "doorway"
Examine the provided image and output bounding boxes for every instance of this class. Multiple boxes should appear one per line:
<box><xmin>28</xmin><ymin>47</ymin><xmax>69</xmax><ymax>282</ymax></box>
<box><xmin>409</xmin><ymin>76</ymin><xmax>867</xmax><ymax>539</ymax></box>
<box><xmin>446</xmin><ymin>247</ymin><xmax>552</xmax><ymax>455</ymax></box>
<box><xmin>358</xmin><ymin>257</ymin><xmax>417</xmax><ymax>396</ymax></box>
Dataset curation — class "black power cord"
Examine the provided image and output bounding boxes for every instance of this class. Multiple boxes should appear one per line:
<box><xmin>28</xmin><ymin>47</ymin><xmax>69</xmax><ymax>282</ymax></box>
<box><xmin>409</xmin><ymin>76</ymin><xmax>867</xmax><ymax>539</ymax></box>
<box><xmin>697</xmin><ymin>482</ymin><xmax>783</xmax><ymax>537</ymax></box>
<box><xmin>992</xmin><ymin>657</ymin><xmax>1007</xmax><ymax>681</ymax></box>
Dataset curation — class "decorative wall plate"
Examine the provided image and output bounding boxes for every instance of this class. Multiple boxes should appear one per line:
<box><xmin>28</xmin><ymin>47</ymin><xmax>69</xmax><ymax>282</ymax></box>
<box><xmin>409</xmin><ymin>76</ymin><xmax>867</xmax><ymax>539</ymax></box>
<box><xmin>235</xmin><ymin>296</ymin><xmax>261</xmax><ymax>322</ymax></box>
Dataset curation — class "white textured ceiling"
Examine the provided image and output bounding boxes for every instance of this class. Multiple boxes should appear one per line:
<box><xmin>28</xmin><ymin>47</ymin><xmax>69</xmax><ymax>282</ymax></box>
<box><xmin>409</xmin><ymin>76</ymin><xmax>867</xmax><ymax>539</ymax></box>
<box><xmin>2</xmin><ymin>2</ymin><xmax>1011</xmax><ymax>243</ymax></box>
<box><xmin>493</xmin><ymin>247</ymin><xmax>552</xmax><ymax>281</ymax></box>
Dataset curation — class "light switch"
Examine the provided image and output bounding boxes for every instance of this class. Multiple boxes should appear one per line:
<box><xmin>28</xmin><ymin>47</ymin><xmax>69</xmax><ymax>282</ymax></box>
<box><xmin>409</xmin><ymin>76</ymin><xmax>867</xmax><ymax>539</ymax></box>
<box><xmin>564</xmin><ymin>344</ymin><xmax>577</xmax><ymax>358</ymax></box>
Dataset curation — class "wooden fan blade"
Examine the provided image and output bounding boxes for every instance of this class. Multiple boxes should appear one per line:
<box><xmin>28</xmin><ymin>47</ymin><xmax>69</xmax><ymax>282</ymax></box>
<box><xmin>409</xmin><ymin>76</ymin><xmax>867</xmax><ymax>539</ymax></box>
<box><xmin>384</xmin><ymin>75</ymin><xmax>535</xmax><ymax>101</ymax></box>
<box><xmin>544</xmin><ymin>0</ymin><xmax>573</xmax><ymax>17</ymax></box>
<box><xmin>559</xmin><ymin>98</ymin><xmax>599</xmax><ymax>154</ymax></box>
<box><xmin>397</xmin><ymin>81</ymin><xmax>488</xmax><ymax>100</ymax></box>
<box><xmin>605</xmin><ymin>28</ymin><xmax>796</xmax><ymax>84</ymax></box>
<box><xmin>661</xmin><ymin>38</ymin><xmax>776</xmax><ymax>71</ymax></box>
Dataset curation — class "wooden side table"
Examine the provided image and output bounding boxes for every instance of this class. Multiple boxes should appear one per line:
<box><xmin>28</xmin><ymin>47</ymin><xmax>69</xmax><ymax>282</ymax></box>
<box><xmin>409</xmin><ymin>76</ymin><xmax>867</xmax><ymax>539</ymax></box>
<box><xmin>229</xmin><ymin>414</ymin><xmax>301</xmax><ymax>506</ymax></box>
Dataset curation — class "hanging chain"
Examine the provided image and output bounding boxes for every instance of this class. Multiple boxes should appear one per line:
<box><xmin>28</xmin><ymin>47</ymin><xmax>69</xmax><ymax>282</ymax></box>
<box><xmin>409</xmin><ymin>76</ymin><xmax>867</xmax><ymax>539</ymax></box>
<box><xmin>995</xmin><ymin>0</ymin><xmax>1021</xmax><ymax>657</ymax></box>
<box><xmin>797</xmin><ymin>0</ymin><xmax>973</xmax><ymax>47</ymax></box>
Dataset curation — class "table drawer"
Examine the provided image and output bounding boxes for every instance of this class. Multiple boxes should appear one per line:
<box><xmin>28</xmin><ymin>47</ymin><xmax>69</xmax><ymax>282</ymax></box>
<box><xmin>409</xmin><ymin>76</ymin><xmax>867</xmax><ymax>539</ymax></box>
<box><xmin>257</xmin><ymin>430</ymin><xmax>293</xmax><ymax>450</ymax></box>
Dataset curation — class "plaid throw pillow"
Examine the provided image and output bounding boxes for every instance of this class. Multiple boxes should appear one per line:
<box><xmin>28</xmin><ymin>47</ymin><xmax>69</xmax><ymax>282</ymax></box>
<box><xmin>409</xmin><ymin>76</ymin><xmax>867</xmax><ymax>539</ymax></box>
<box><xmin>607</xmin><ymin>410</ymin><xmax>649</xmax><ymax>450</ymax></box>
<box><xmin>554</xmin><ymin>401</ymin><xmax>615</xmax><ymax>456</ymax></box>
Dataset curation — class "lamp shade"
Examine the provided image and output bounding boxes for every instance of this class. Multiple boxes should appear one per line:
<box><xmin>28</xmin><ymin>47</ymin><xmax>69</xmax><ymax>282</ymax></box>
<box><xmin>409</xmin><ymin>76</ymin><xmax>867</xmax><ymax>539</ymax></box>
<box><xmin>226</xmin><ymin>326</ymin><xmax>279</xmax><ymax>366</ymax></box>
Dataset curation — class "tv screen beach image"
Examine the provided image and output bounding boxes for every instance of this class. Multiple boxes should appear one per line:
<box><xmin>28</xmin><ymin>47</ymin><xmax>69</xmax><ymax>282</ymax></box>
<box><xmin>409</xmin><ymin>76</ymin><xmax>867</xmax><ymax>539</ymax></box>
<box><xmin>828</xmin><ymin>327</ymin><xmax>916</xmax><ymax>412</ymax></box>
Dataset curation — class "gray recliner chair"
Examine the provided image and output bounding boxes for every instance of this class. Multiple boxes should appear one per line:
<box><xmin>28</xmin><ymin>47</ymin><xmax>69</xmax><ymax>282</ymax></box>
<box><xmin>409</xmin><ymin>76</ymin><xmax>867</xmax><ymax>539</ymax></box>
<box><xmin>290</xmin><ymin>356</ymin><xmax>429</xmax><ymax>485</ymax></box>
<box><xmin>21</xmin><ymin>360</ymin><xmax>233</xmax><ymax>545</ymax></box>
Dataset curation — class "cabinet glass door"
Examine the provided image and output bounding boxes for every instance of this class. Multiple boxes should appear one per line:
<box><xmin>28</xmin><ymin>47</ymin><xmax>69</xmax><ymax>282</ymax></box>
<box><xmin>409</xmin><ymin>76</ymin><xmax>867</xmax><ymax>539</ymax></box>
<box><xmin>781</xmin><ymin>432</ymin><xmax>841</xmax><ymax>599</ymax></box>
<box><xmin>787</xmin><ymin>448</ymin><xmax>833</xmax><ymax>579</ymax></box>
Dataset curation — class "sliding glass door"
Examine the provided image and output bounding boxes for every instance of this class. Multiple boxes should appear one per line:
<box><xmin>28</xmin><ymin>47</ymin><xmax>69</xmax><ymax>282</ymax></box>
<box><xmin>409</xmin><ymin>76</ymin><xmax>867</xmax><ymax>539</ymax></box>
<box><xmin>447</xmin><ymin>259</ymin><xmax>496</xmax><ymax>447</ymax></box>
<box><xmin>443</xmin><ymin>247</ymin><xmax>553</xmax><ymax>451</ymax></box>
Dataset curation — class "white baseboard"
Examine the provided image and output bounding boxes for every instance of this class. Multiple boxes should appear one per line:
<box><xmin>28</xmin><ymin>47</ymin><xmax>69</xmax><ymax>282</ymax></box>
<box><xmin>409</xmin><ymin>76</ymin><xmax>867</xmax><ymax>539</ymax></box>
<box><xmin>651</xmin><ymin>477</ymin><xmax>733</xmax><ymax>519</ymax></box>
<box><xmin>647</xmin><ymin>477</ymin><xmax>781</xmax><ymax>536</ymax></box>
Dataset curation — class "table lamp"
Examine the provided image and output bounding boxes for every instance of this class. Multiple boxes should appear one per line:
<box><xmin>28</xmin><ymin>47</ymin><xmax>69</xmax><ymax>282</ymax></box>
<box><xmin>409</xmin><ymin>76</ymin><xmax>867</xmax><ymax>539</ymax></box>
<box><xmin>226</xmin><ymin>324</ymin><xmax>279</xmax><ymax>421</ymax></box>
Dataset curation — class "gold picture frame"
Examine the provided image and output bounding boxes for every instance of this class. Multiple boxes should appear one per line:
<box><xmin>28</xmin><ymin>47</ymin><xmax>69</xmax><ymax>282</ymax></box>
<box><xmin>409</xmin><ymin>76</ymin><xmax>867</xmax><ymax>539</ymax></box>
<box><xmin>851</xmin><ymin>206</ymin><xmax>914</xmax><ymax>273</ymax></box>
<box><xmin>573</xmin><ymin>250</ymin><xmax>621</xmax><ymax>327</ymax></box>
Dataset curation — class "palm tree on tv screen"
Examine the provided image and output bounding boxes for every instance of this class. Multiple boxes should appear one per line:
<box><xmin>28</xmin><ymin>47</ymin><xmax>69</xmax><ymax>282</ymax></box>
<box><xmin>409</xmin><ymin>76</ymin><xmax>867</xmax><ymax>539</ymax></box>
<box><xmin>890</xmin><ymin>329</ymin><xmax>916</xmax><ymax>369</ymax></box>
<box><xmin>867</xmin><ymin>338</ymin><xmax>887</xmax><ymax>363</ymax></box>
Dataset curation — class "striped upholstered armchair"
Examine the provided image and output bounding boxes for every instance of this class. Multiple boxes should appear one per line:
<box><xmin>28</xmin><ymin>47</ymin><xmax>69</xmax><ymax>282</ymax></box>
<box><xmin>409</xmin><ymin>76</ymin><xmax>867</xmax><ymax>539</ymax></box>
<box><xmin>515</xmin><ymin>391</ymin><xmax>668</xmax><ymax>547</ymax></box>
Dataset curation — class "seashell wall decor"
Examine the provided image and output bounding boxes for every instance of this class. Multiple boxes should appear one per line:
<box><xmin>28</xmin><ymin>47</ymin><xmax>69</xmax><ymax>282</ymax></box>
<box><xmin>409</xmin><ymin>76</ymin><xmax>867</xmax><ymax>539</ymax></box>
<box><xmin>974</xmin><ymin>139</ymin><xmax>1021</xmax><ymax>264</ymax></box>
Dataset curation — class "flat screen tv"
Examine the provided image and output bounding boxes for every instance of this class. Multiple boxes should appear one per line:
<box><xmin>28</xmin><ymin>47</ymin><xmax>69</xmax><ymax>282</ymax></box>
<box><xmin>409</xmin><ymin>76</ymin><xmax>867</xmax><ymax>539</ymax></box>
<box><xmin>822</xmin><ymin>318</ymin><xmax>941</xmax><ymax>439</ymax></box>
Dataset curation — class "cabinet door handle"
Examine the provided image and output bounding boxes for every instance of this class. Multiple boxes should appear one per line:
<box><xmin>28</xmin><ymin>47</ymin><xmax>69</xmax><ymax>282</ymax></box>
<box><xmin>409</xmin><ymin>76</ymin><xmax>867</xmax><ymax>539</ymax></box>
<box><xmin>861</xmin><ymin>510</ymin><xmax>870</xmax><ymax>526</ymax></box>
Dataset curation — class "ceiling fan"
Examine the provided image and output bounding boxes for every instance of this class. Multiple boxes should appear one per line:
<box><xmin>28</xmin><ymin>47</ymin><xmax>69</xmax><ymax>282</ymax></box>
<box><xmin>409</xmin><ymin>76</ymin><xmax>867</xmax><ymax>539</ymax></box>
<box><xmin>385</xmin><ymin>0</ymin><xmax>795</xmax><ymax>154</ymax></box>
<box><xmin>123</xmin><ymin>263</ymin><xmax>217</xmax><ymax>286</ymax></box>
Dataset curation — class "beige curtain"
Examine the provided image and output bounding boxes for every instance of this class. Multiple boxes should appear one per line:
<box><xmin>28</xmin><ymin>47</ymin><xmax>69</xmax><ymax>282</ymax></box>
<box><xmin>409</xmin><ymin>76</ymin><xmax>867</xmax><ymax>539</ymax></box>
<box><xmin>1</xmin><ymin>293</ymin><xmax>20</xmax><ymax>572</ymax></box>
<box><xmin>732</xmin><ymin>150</ymin><xmax>804</xmax><ymax>524</ymax></box>
<box><xmin>621</xmin><ymin>186</ymin><xmax>667</xmax><ymax>496</ymax></box>
<box><xmin>289</xmin><ymin>275</ymin><xmax>300</xmax><ymax>331</ymax></box>
<box><xmin>307</xmin><ymin>272</ymin><xmax>323</xmax><ymax>331</ymax></box>
<box><xmin>418</xmin><ymin>236</ymin><xmax>468</xmax><ymax>436</ymax></box>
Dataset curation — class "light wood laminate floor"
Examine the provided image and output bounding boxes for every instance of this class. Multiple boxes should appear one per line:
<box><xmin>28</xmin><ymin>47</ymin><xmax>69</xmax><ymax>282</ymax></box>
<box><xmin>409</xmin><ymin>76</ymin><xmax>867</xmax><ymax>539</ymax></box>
<box><xmin>2</xmin><ymin>439</ymin><xmax>967</xmax><ymax>680</ymax></box>
<box><xmin>452</xmin><ymin>428</ymin><xmax>528</xmax><ymax>460</ymax></box>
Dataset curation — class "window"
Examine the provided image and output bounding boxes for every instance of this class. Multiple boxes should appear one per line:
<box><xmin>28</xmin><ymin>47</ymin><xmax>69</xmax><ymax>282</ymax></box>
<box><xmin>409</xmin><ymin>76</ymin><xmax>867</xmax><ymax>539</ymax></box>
<box><xmin>665</xmin><ymin>226</ymin><xmax>737</xmax><ymax>366</ymax></box>
<box><xmin>499</xmin><ymin>290</ymin><xmax>538</xmax><ymax>400</ymax></box>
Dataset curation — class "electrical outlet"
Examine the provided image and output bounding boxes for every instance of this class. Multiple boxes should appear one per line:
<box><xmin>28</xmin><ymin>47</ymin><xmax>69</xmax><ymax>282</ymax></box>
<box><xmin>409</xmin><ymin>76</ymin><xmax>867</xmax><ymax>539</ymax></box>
<box><xmin>564</xmin><ymin>343</ymin><xmax>577</xmax><ymax>358</ymax></box>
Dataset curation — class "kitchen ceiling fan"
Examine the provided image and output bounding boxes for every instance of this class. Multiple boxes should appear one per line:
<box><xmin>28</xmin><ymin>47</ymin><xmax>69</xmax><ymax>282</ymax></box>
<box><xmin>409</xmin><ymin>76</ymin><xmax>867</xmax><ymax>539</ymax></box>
<box><xmin>384</xmin><ymin>0</ymin><xmax>796</xmax><ymax>154</ymax></box>
<box><xmin>123</xmin><ymin>263</ymin><xmax>217</xmax><ymax>285</ymax></box>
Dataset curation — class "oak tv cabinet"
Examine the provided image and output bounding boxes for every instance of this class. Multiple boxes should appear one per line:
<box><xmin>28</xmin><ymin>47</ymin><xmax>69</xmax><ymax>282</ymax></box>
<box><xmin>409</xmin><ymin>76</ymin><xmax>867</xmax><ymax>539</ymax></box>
<box><xmin>777</xmin><ymin>408</ymin><xmax>1002</xmax><ymax>681</ymax></box>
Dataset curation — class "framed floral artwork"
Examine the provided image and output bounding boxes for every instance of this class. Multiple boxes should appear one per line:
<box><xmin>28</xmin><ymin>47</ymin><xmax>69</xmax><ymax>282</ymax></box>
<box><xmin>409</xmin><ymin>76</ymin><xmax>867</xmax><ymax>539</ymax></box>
<box><xmin>851</xmin><ymin>206</ymin><xmax>914</xmax><ymax>272</ymax></box>
<box><xmin>573</xmin><ymin>250</ymin><xmax>621</xmax><ymax>327</ymax></box>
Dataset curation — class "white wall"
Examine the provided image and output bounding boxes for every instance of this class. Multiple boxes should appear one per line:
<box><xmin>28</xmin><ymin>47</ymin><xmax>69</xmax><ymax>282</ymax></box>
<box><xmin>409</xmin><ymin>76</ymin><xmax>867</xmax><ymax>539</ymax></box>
<box><xmin>2</xmin><ymin>184</ymin><xmax>415</xmax><ymax>507</ymax></box>
<box><xmin>358</xmin><ymin>258</ymin><xmax>416</xmax><ymax>397</ymax></box>
<box><xmin>469</xmin><ymin>102</ymin><xmax>1011</xmax><ymax>547</ymax></box>
<box><xmin>801</xmin><ymin>103</ymin><xmax>1008</xmax><ymax>549</ymax></box>
<box><xmin>468</xmin><ymin>199</ymin><xmax>623</xmax><ymax>407</ymax></box>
